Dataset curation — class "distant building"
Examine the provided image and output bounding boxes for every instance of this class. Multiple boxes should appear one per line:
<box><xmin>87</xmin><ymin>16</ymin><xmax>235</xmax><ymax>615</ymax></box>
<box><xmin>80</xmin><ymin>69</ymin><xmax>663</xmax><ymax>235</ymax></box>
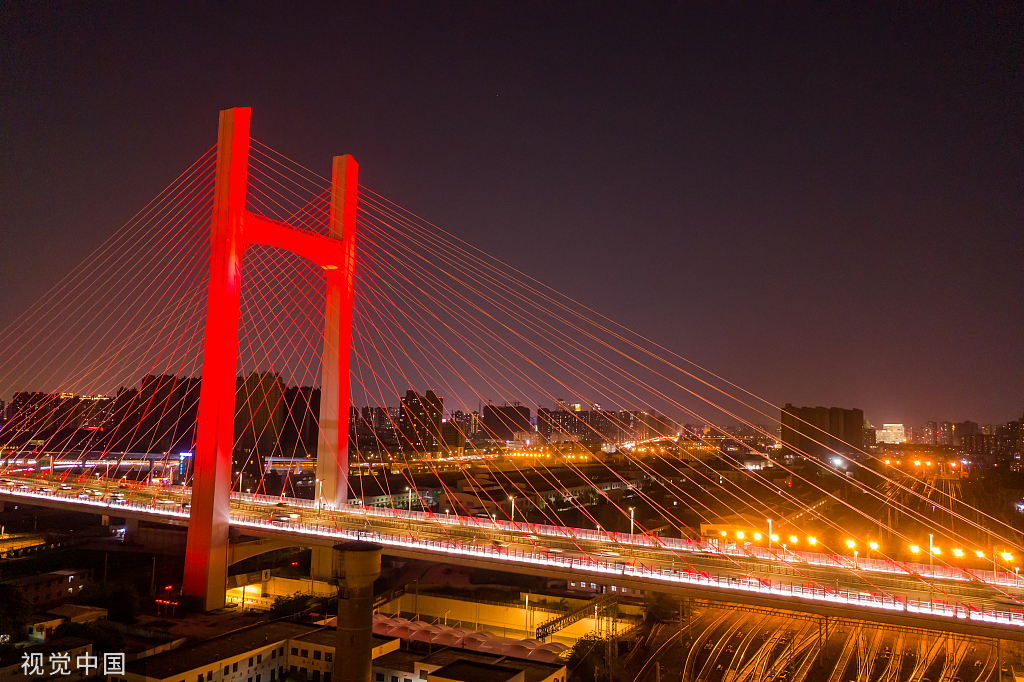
<box><xmin>233</xmin><ymin>371</ymin><xmax>285</xmax><ymax>490</ymax></box>
<box><xmin>938</xmin><ymin>421</ymin><xmax>954</xmax><ymax>446</ymax></box>
<box><xmin>877</xmin><ymin>424</ymin><xmax>906</xmax><ymax>444</ymax></box>
<box><xmin>780</xmin><ymin>404</ymin><xmax>864</xmax><ymax>460</ymax></box>
<box><xmin>398</xmin><ymin>390</ymin><xmax>443</xmax><ymax>454</ymax></box>
<box><xmin>481</xmin><ymin>403</ymin><xmax>531</xmax><ymax>442</ymax></box>
<box><xmin>923</xmin><ymin>421</ymin><xmax>937</xmax><ymax>445</ymax></box>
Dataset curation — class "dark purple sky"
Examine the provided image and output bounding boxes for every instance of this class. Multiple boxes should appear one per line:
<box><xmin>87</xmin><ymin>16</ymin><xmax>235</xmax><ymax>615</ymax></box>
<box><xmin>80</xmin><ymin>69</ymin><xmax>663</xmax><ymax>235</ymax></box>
<box><xmin>2</xmin><ymin>3</ymin><xmax>1021</xmax><ymax>426</ymax></box>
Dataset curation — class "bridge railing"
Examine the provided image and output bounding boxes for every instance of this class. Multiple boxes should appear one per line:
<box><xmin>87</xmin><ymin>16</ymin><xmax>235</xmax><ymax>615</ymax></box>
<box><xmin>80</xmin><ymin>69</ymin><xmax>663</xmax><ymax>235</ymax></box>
<box><xmin>3</xmin><ymin>481</ymin><xmax>1023</xmax><ymax>617</ymax></box>
<box><xmin>233</xmin><ymin>511</ymin><xmax>1024</xmax><ymax>630</ymax></box>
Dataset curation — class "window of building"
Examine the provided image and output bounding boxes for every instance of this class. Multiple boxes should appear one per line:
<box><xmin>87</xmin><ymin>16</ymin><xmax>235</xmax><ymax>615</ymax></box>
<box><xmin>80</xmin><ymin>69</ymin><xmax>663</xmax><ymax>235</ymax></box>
<box><xmin>611</xmin><ymin>586</ymin><xmax>617</xmax><ymax>592</ymax></box>
<box><xmin>324</xmin><ymin>653</ymin><xmax>332</xmax><ymax>663</ymax></box>
<box><xmin>271</xmin><ymin>650</ymin><xmax>276</xmax><ymax>660</ymax></box>
<box><xmin>270</xmin><ymin>671</ymin><xmax>276</xmax><ymax>681</ymax></box>
<box><xmin>313</xmin><ymin>650</ymin><xmax>321</xmax><ymax>661</ymax></box>
<box><xmin>301</xmin><ymin>650</ymin><xmax>308</xmax><ymax>659</ymax></box>
<box><xmin>234</xmin><ymin>663</ymin><xmax>239</xmax><ymax>673</ymax></box>
<box><xmin>570</xmin><ymin>582</ymin><xmax>575</xmax><ymax>586</ymax></box>
<box><xmin>256</xmin><ymin>676</ymin><xmax>261</xmax><ymax>682</ymax></box>
<box><xmin>224</xmin><ymin>666</ymin><xmax>230</xmax><ymax>675</ymax></box>
<box><xmin>248</xmin><ymin>677</ymin><xmax>252</xmax><ymax>682</ymax></box>
<box><xmin>279</xmin><ymin>647</ymin><xmax>285</xmax><ymax>657</ymax></box>
<box><xmin>257</xmin><ymin>654</ymin><xmax>262</xmax><ymax>664</ymax></box>
<box><xmin>197</xmin><ymin>676</ymin><xmax>203</xmax><ymax>682</ymax></box>
<box><xmin>376</xmin><ymin>675</ymin><xmax>385</xmax><ymax>682</ymax></box>
<box><xmin>300</xmin><ymin>669</ymin><xmax>307</xmax><ymax>678</ymax></box>
<box><xmin>420</xmin><ymin>672</ymin><xmax>428</xmax><ymax>680</ymax></box>
<box><xmin>324</xmin><ymin>673</ymin><xmax>331</xmax><ymax>682</ymax></box>
<box><xmin>249</xmin><ymin>657</ymin><xmax>254</xmax><ymax>667</ymax></box>
<box><xmin>590</xmin><ymin>583</ymin><xmax>596</xmax><ymax>589</ymax></box>
<box><xmin>291</xmin><ymin>648</ymin><xmax>298</xmax><ymax>656</ymax></box>
<box><xmin>290</xmin><ymin>667</ymin><xmax>297</xmax><ymax>674</ymax></box>
<box><xmin>207</xmin><ymin>672</ymin><xmax>213</xmax><ymax>681</ymax></box>
<box><xmin>313</xmin><ymin>672</ymin><xmax>320</xmax><ymax>682</ymax></box>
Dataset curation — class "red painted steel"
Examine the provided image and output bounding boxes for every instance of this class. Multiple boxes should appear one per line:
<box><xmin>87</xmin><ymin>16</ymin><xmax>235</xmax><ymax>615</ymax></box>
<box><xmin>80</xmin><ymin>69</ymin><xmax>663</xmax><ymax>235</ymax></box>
<box><xmin>182</xmin><ymin>107</ymin><xmax>358</xmax><ymax>609</ymax></box>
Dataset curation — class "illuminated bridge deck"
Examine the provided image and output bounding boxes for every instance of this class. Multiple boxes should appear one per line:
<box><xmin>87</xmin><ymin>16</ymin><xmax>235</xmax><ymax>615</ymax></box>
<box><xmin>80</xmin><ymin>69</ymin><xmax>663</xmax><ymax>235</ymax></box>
<box><xmin>3</xmin><ymin>476</ymin><xmax>1023</xmax><ymax>641</ymax></box>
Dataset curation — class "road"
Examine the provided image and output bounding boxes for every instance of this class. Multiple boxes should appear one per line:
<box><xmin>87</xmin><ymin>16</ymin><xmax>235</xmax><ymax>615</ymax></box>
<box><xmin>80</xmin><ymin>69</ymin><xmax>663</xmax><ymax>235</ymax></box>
<box><xmin>2</xmin><ymin>472</ymin><xmax>1024</xmax><ymax>640</ymax></box>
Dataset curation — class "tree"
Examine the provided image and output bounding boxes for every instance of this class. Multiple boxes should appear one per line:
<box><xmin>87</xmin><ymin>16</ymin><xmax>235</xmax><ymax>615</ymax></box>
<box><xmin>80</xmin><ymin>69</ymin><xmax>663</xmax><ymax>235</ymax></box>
<box><xmin>0</xmin><ymin>585</ymin><xmax>31</xmax><ymax>642</ymax></box>
<box><xmin>76</xmin><ymin>582</ymin><xmax>140</xmax><ymax>623</ymax></box>
<box><xmin>643</xmin><ymin>591</ymin><xmax>679</xmax><ymax>622</ymax></box>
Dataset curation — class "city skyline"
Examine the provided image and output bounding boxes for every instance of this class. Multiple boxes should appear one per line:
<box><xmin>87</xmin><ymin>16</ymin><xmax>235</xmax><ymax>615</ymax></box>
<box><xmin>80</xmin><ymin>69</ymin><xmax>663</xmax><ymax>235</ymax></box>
<box><xmin>2</xmin><ymin>4</ymin><xmax>1021</xmax><ymax>427</ymax></box>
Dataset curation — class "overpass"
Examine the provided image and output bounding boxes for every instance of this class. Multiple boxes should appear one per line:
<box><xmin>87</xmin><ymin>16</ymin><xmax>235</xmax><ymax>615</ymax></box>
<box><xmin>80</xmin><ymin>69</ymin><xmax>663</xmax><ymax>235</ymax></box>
<box><xmin>3</xmin><ymin>474</ymin><xmax>1023</xmax><ymax>642</ymax></box>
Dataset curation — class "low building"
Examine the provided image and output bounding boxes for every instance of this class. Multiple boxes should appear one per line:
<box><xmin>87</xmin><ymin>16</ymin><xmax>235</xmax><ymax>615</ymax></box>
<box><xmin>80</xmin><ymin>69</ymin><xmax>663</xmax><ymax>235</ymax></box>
<box><xmin>373</xmin><ymin>646</ymin><xmax>565</xmax><ymax>682</ymax></box>
<box><xmin>124</xmin><ymin>620</ymin><xmax>399</xmax><ymax>682</ymax></box>
<box><xmin>27</xmin><ymin>604</ymin><xmax>107</xmax><ymax>641</ymax></box>
<box><xmin>5</xmin><ymin>569</ymin><xmax>90</xmax><ymax>608</ymax></box>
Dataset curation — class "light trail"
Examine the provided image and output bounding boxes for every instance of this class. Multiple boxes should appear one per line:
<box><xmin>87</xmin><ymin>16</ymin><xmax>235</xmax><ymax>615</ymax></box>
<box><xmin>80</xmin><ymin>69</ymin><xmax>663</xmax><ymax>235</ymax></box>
<box><xmin>3</xmin><ymin>476</ymin><xmax>1024</xmax><ymax>640</ymax></box>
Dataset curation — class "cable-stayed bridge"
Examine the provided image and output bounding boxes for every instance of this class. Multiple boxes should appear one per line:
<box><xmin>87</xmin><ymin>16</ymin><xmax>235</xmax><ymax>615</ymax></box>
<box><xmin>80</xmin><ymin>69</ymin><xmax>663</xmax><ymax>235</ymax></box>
<box><xmin>1</xmin><ymin>109</ymin><xmax>1021</xmax><ymax>641</ymax></box>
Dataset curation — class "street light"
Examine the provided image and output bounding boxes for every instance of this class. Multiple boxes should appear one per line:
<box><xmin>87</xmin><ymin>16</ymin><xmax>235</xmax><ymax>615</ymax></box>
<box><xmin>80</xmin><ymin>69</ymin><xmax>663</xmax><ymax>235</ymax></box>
<box><xmin>910</xmin><ymin>545</ymin><xmax>920</xmax><ymax>554</ymax></box>
<box><xmin>406</xmin><ymin>486</ymin><xmax>412</xmax><ymax>513</ymax></box>
<box><xmin>629</xmin><ymin>507</ymin><xmax>635</xmax><ymax>538</ymax></box>
<box><xmin>928</xmin><ymin>533</ymin><xmax>934</xmax><ymax>575</ymax></box>
<box><xmin>807</xmin><ymin>537</ymin><xmax>817</xmax><ymax>546</ymax></box>
<box><xmin>509</xmin><ymin>495</ymin><xmax>515</xmax><ymax>525</ymax></box>
<box><xmin>767</xmin><ymin>519</ymin><xmax>772</xmax><ymax>551</ymax></box>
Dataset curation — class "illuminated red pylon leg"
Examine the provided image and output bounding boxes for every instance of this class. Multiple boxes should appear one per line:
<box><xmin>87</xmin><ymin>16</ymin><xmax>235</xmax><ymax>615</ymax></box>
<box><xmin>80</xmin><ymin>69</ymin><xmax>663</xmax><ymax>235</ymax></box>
<box><xmin>317</xmin><ymin>154</ymin><xmax>359</xmax><ymax>509</ymax></box>
<box><xmin>183</xmin><ymin>107</ymin><xmax>358</xmax><ymax>610</ymax></box>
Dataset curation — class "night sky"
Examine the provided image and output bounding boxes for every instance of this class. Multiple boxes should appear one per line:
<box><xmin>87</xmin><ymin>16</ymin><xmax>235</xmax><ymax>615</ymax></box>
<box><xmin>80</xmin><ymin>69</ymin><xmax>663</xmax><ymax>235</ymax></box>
<box><xmin>2</xmin><ymin>3</ymin><xmax>1021</xmax><ymax>426</ymax></box>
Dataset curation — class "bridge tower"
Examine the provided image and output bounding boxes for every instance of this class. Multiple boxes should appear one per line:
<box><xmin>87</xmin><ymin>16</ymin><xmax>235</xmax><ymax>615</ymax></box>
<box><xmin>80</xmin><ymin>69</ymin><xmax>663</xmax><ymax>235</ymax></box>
<box><xmin>182</xmin><ymin>107</ymin><xmax>358</xmax><ymax>611</ymax></box>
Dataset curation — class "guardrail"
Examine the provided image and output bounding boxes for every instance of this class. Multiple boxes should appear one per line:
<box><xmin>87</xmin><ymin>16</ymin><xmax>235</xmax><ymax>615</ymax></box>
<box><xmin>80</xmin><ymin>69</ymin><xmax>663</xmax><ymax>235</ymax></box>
<box><xmin>2</xmin><ymin>479</ymin><xmax>1024</xmax><ymax>632</ymax></box>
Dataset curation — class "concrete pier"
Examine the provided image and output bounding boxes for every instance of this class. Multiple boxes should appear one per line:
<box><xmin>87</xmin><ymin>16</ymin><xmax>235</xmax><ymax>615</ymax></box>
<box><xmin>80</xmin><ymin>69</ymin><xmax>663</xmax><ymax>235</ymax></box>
<box><xmin>333</xmin><ymin>540</ymin><xmax>382</xmax><ymax>682</ymax></box>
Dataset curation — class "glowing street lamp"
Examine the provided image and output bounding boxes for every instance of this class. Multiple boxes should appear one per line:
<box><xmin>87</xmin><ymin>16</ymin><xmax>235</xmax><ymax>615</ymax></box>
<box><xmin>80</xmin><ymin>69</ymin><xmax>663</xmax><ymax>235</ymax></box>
<box><xmin>807</xmin><ymin>537</ymin><xmax>817</xmax><ymax>546</ymax></box>
<box><xmin>509</xmin><ymin>495</ymin><xmax>515</xmax><ymax>524</ymax></box>
<box><xmin>789</xmin><ymin>536</ymin><xmax>798</xmax><ymax>545</ymax></box>
<box><xmin>736</xmin><ymin>531</ymin><xmax>744</xmax><ymax>540</ymax></box>
<box><xmin>975</xmin><ymin>550</ymin><xmax>985</xmax><ymax>559</ymax></box>
<box><xmin>753</xmin><ymin>532</ymin><xmax>762</xmax><ymax>541</ymax></box>
<box><xmin>910</xmin><ymin>545</ymin><xmax>920</xmax><ymax>554</ymax></box>
<box><xmin>952</xmin><ymin>548</ymin><xmax>964</xmax><ymax>558</ymax></box>
<box><xmin>846</xmin><ymin>539</ymin><xmax>856</xmax><ymax>550</ymax></box>
<box><xmin>629</xmin><ymin>507</ymin><xmax>635</xmax><ymax>538</ymax></box>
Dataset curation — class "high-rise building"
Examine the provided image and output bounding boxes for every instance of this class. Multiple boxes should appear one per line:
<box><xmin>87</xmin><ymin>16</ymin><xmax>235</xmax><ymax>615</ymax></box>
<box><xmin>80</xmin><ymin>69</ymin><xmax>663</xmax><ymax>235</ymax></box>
<box><xmin>282</xmin><ymin>386</ymin><xmax>319</xmax><ymax>457</ymax></box>
<box><xmin>781</xmin><ymin>404</ymin><xmax>864</xmax><ymax>460</ymax></box>
<box><xmin>398</xmin><ymin>390</ymin><xmax>443</xmax><ymax>454</ymax></box>
<box><xmin>923</xmin><ymin>421</ymin><xmax>937</xmax><ymax>445</ymax></box>
<box><xmin>481</xmin><ymin>403</ymin><xmax>531</xmax><ymax>442</ymax></box>
<box><xmin>938</xmin><ymin>422</ymin><xmax>953</xmax><ymax>446</ymax></box>
<box><xmin>233</xmin><ymin>371</ymin><xmax>284</xmax><ymax>489</ymax></box>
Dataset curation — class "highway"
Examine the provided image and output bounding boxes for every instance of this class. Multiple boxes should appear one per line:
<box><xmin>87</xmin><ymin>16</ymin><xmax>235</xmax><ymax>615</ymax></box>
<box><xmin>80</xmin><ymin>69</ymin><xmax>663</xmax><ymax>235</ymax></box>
<box><xmin>2</xmin><ymin>472</ymin><xmax>1024</xmax><ymax>641</ymax></box>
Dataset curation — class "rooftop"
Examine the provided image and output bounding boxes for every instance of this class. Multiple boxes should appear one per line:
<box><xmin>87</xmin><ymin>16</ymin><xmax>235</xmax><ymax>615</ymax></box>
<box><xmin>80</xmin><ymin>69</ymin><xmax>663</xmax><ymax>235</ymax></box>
<box><xmin>126</xmin><ymin>620</ymin><xmax>318</xmax><ymax>678</ymax></box>
<box><xmin>430</xmin><ymin>660</ymin><xmax>523</xmax><ymax>682</ymax></box>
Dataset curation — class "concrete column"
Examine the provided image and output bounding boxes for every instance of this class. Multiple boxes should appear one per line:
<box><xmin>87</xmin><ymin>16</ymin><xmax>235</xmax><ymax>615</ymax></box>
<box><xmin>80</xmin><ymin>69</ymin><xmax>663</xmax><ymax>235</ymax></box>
<box><xmin>333</xmin><ymin>541</ymin><xmax>381</xmax><ymax>682</ymax></box>
<box><xmin>183</xmin><ymin>107</ymin><xmax>250</xmax><ymax>612</ymax></box>
<box><xmin>125</xmin><ymin>518</ymin><xmax>139</xmax><ymax>544</ymax></box>
<box><xmin>315</xmin><ymin>155</ymin><xmax>359</xmax><ymax>509</ymax></box>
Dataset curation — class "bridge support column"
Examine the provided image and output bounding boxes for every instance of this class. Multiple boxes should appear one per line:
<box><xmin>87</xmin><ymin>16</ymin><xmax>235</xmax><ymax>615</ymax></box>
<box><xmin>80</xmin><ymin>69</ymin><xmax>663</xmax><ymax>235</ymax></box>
<box><xmin>333</xmin><ymin>541</ymin><xmax>381</xmax><ymax>682</ymax></box>
<box><xmin>312</xmin><ymin>155</ymin><xmax>358</xmax><ymax>580</ymax></box>
<box><xmin>183</xmin><ymin>107</ymin><xmax>251</xmax><ymax>612</ymax></box>
<box><xmin>124</xmin><ymin>517</ymin><xmax>139</xmax><ymax>544</ymax></box>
